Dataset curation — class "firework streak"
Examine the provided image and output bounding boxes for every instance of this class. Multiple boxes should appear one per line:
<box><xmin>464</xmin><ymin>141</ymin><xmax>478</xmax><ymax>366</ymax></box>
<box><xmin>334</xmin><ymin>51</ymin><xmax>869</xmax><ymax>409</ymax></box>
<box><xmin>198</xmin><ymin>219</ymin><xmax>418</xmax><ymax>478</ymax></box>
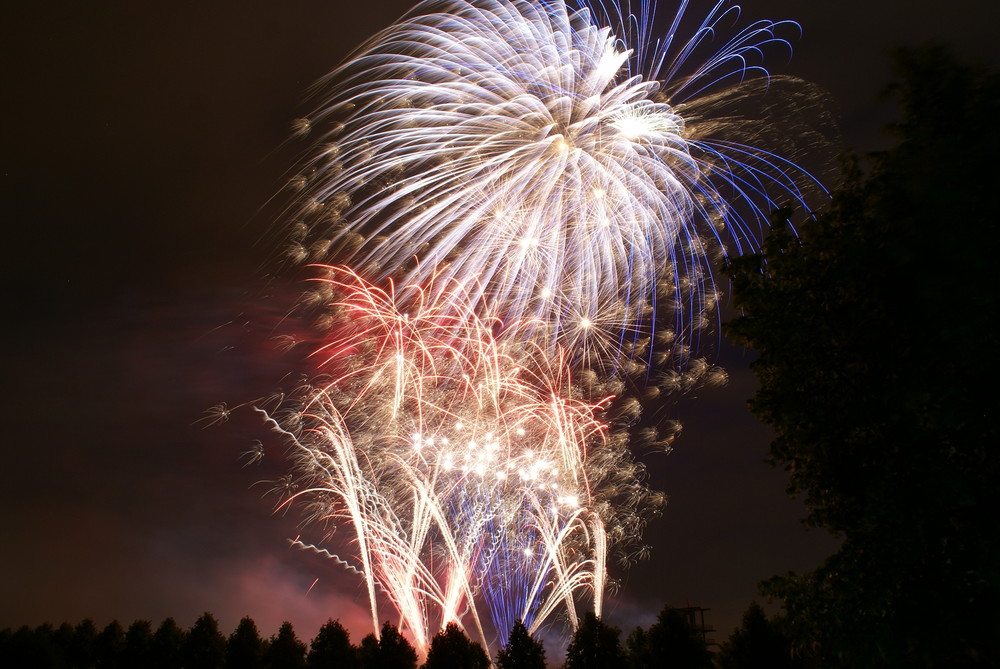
<box><xmin>257</xmin><ymin>0</ymin><xmax>828</xmax><ymax>652</ymax></box>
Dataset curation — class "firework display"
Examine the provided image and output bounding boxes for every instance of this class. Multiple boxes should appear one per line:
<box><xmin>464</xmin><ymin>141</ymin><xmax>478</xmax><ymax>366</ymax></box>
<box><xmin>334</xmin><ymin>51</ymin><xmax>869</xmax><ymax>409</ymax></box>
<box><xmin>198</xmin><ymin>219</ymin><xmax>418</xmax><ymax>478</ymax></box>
<box><xmin>262</xmin><ymin>268</ymin><xmax>658</xmax><ymax>647</ymax></box>
<box><xmin>255</xmin><ymin>0</ymin><xmax>827</xmax><ymax>653</ymax></box>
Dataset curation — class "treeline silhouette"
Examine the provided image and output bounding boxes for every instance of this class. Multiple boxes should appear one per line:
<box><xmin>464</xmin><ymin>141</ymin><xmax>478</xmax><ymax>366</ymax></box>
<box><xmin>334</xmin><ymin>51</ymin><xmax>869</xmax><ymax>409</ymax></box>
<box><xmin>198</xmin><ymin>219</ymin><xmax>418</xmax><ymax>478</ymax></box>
<box><xmin>0</xmin><ymin>602</ymin><xmax>789</xmax><ymax>668</ymax></box>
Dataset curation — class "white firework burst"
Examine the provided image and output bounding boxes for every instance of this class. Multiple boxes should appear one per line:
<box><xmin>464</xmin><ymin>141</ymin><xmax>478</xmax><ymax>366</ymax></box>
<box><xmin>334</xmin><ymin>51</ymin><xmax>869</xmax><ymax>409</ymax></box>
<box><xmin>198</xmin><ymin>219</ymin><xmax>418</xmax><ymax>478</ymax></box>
<box><xmin>283</xmin><ymin>0</ymin><xmax>829</xmax><ymax>365</ymax></box>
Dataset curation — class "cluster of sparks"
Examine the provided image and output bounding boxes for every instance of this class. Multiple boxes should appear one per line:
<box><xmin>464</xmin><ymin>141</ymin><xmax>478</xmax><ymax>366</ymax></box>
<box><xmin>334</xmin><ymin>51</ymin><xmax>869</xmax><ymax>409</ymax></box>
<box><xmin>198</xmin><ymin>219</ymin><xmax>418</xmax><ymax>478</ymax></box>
<box><xmin>261</xmin><ymin>270</ymin><xmax>645</xmax><ymax>649</ymax></box>
<box><xmin>252</xmin><ymin>0</ymin><xmax>827</xmax><ymax>654</ymax></box>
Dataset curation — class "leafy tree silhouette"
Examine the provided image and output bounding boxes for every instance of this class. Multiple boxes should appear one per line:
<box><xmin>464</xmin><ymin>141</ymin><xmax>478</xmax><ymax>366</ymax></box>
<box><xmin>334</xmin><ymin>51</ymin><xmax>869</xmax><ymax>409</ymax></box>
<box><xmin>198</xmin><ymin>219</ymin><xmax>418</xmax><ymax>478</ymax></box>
<box><xmin>264</xmin><ymin>621</ymin><xmax>307</xmax><ymax>669</ymax></box>
<box><xmin>495</xmin><ymin>620</ymin><xmax>546</xmax><ymax>669</ymax></box>
<box><xmin>358</xmin><ymin>622</ymin><xmax>417</xmax><ymax>669</ymax></box>
<box><xmin>623</xmin><ymin>607</ymin><xmax>712</xmax><ymax>669</ymax></box>
<box><xmin>71</xmin><ymin>619</ymin><xmax>99</xmax><ymax>669</ymax></box>
<box><xmin>652</xmin><ymin>607</ymin><xmax>712</xmax><ymax>669</ymax></box>
<box><xmin>151</xmin><ymin>617</ymin><xmax>186</xmax><ymax>669</ymax></box>
<box><xmin>308</xmin><ymin>619</ymin><xmax>359</xmax><ymax>669</ymax></box>
<box><xmin>183</xmin><ymin>613</ymin><xmax>226</xmax><ymax>669</ymax></box>
<box><xmin>563</xmin><ymin>611</ymin><xmax>624</xmax><ymax>669</ymax></box>
<box><xmin>357</xmin><ymin>633</ymin><xmax>381</xmax><ymax>669</ymax></box>
<box><xmin>624</xmin><ymin>625</ymin><xmax>650</xmax><ymax>669</ymax></box>
<box><xmin>5</xmin><ymin>624</ymin><xmax>62</xmax><ymax>668</ymax></box>
<box><xmin>724</xmin><ymin>45</ymin><xmax>1000</xmax><ymax>667</ymax></box>
<box><xmin>52</xmin><ymin>622</ymin><xmax>75</xmax><ymax>663</ymax></box>
<box><xmin>715</xmin><ymin>602</ymin><xmax>794</xmax><ymax>669</ymax></box>
<box><xmin>123</xmin><ymin>620</ymin><xmax>154</xmax><ymax>667</ymax></box>
<box><xmin>0</xmin><ymin>628</ymin><xmax>10</xmax><ymax>662</ymax></box>
<box><xmin>421</xmin><ymin>622</ymin><xmax>489</xmax><ymax>669</ymax></box>
<box><xmin>226</xmin><ymin>616</ymin><xmax>265</xmax><ymax>669</ymax></box>
<box><xmin>96</xmin><ymin>620</ymin><xmax>125</xmax><ymax>669</ymax></box>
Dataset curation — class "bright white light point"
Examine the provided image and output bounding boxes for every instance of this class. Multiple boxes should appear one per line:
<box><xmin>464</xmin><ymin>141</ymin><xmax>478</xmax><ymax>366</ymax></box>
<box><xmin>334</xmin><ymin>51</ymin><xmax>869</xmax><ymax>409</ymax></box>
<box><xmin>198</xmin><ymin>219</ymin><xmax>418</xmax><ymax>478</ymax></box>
<box><xmin>540</xmin><ymin>287</ymin><xmax>552</xmax><ymax>298</ymax></box>
<box><xmin>593</xmin><ymin>188</ymin><xmax>605</xmax><ymax>199</ymax></box>
<box><xmin>580</xmin><ymin>317</ymin><xmax>592</xmax><ymax>329</ymax></box>
<box><xmin>614</xmin><ymin>116</ymin><xmax>649</xmax><ymax>139</ymax></box>
<box><xmin>516</xmin><ymin>427</ymin><xmax>526</xmax><ymax>436</ymax></box>
<box><xmin>455</xmin><ymin>422</ymin><xmax>464</xmax><ymax>430</ymax></box>
<box><xmin>523</xmin><ymin>548</ymin><xmax>532</xmax><ymax>557</ymax></box>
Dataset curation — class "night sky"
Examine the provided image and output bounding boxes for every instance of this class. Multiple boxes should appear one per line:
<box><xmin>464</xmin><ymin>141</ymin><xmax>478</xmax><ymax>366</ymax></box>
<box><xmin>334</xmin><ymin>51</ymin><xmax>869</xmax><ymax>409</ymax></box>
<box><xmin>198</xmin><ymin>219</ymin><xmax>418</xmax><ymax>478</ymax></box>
<box><xmin>3</xmin><ymin>0</ymin><xmax>998</xmax><ymax>653</ymax></box>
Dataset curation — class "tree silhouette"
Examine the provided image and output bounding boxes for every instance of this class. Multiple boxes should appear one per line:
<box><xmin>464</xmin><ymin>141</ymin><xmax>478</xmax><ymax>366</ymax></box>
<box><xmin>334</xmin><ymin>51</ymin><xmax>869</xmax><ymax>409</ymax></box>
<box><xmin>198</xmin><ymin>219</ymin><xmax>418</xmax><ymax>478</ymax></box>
<box><xmin>724</xmin><ymin>46</ymin><xmax>1000</xmax><ymax>667</ymax></box>
<box><xmin>495</xmin><ymin>620</ymin><xmax>546</xmax><ymax>669</ymax></box>
<box><xmin>151</xmin><ymin>617</ymin><xmax>186</xmax><ymax>669</ymax></box>
<box><xmin>52</xmin><ymin>622</ymin><xmax>75</xmax><ymax>665</ymax></box>
<box><xmin>263</xmin><ymin>621</ymin><xmax>307</xmax><ymax>669</ymax></box>
<box><xmin>357</xmin><ymin>633</ymin><xmax>380</xmax><ymax>669</ymax></box>
<box><xmin>357</xmin><ymin>622</ymin><xmax>417</xmax><ymax>669</ymax></box>
<box><xmin>308</xmin><ymin>619</ymin><xmax>359</xmax><ymax>669</ymax></box>
<box><xmin>624</xmin><ymin>625</ymin><xmax>651</xmax><ymax>669</ymax></box>
<box><xmin>622</xmin><ymin>608</ymin><xmax>712</xmax><ymax>669</ymax></box>
<box><xmin>183</xmin><ymin>613</ymin><xmax>227</xmax><ymax>669</ymax></box>
<box><xmin>123</xmin><ymin>620</ymin><xmax>154</xmax><ymax>667</ymax></box>
<box><xmin>421</xmin><ymin>622</ymin><xmax>489</xmax><ymax>669</ymax></box>
<box><xmin>0</xmin><ymin>628</ymin><xmax>10</xmax><ymax>664</ymax></box>
<box><xmin>563</xmin><ymin>611</ymin><xmax>624</xmax><ymax>669</ymax></box>
<box><xmin>649</xmin><ymin>607</ymin><xmax>712</xmax><ymax>669</ymax></box>
<box><xmin>226</xmin><ymin>616</ymin><xmax>265</xmax><ymax>669</ymax></box>
<box><xmin>71</xmin><ymin>619</ymin><xmax>99</xmax><ymax>669</ymax></box>
<box><xmin>4</xmin><ymin>624</ymin><xmax>63</xmax><ymax>668</ymax></box>
<box><xmin>95</xmin><ymin>620</ymin><xmax>125</xmax><ymax>669</ymax></box>
<box><xmin>715</xmin><ymin>602</ymin><xmax>795</xmax><ymax>669</ymax></box>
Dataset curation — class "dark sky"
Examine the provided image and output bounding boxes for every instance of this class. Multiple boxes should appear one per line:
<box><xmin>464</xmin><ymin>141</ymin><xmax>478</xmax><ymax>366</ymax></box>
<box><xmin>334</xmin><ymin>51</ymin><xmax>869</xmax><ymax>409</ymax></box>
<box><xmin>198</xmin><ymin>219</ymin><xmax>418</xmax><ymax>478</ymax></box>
<box><xmin>2</xmin><ymin>0</ymin><xmax>998</xmax><ymax>653</ymax></box>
